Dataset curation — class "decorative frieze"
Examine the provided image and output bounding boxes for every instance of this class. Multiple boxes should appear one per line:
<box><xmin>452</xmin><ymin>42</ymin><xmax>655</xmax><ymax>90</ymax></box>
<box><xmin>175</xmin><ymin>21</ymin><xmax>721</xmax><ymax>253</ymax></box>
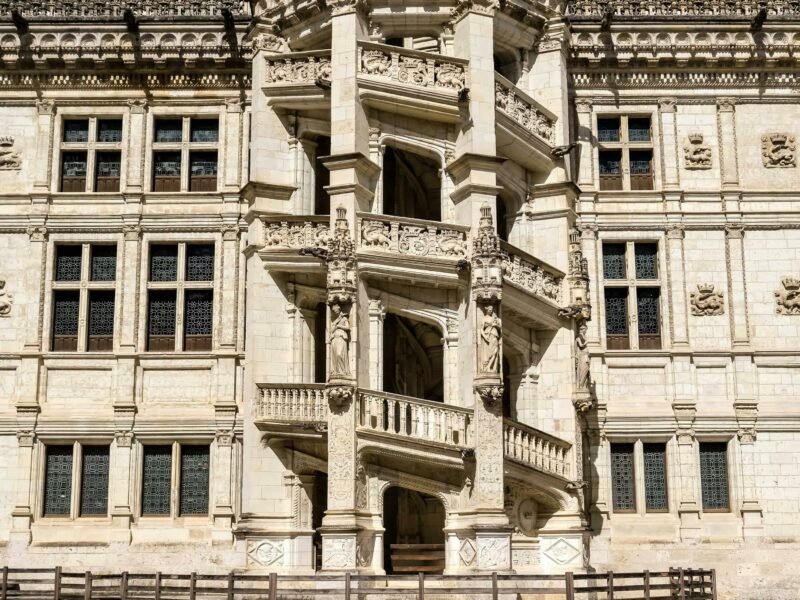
<box><xmin>265</xmin><ymin>53</ymin><xmax>332</xmax><ymax>85</ymax></box>
<box><xmin>775</xmin><ymin>276</ymin><xmax>800</xmax><ymax>315</ymax></box>
<box><xmin>357</xmin><ymin>42</ymin><xmax>467</xmax><ymax>91</ymax></box>
<box><xmin>263</xmin><ymin>218</ymin><xmax>330</xmax><ymax>251</ymax></box>
<box><xmin>566</xmin><ymin>0</ymin><xmax>800</xmax><ymax>16</ymax></box>
<box><xmin>0</xmin><ymin>0</ymin><xmax>246</xmax><ymax>17</ymax></box>
<box><xmin>358</xmin><ymin>216</ymin><xmax>468</xmax><ymax>258</ymax></box>
<box><xmin>495</xmin><ymin>76</ymin><xmax>556</xmax><ymax>144</ymax></box>
<box><xmin>690</xmin><ymin>284</ymin><xmax>725</xmax><ymax>316</ymax></box>
<box><xmin>761</xmin><ymin>133</ymin><xmax>796</xmax><ymax>168</ymax></box>
<box><xmin>500</xmin><ymin>244</ymin><xmax>563</xmax><ymax>304</ymax></box>
<box><xmin>683</xmin><ymin>134</ymin><xmax>712</xmax><ymax>170</ymax></box>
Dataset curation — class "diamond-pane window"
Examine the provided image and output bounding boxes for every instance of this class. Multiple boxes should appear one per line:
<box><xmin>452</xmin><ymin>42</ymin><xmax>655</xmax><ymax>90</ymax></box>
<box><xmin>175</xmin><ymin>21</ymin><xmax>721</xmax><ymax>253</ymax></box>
<box><xmin>147</xmin><ymin>291</ymin><xmax>177</xmax><ymax>351</ymax></box>
<box><xmin>63</xmin><ymin>119</ymin><xmax>89</xmax><ymax>143</ymax></box>
<box><xmin>150</xmin><ymin>245</ymin><xmax>178</xmax><ymax>282</ymax></box>
<box><xmin>56</xmin><ymin>245</ymin><xmax>82</xmax><ymax>281</ymax></box>
<box><xmin>87</xmin><ymin>291</ymin><xmax>115</xmax><ymax>351</ymax></box>
<box><xmin>611</xmin><ymin>443</ymin><xmax>635</xmax><ymax>511</ymax></box>
<box><xmin>52</xmin><ymin>290</ymin><xmax>80</xmax><ymax>351</ymax></box>
<box><xmin>605</xmin><ymin>289</ymin><xmax>628</xmax><ymax>335</ymax></box>
<box><xmin>44</xmin><ymin>445</ymin><xmax>73</xmax><ymax>516</ymax></box>
<box><xmin>186</xmin><ymin>245</ymin><xmax>214</xmax><ymax>281</ymax></box>
<box><xmin>635</xmin><ymin>243</ymin><xmax>658</xmax><ymax>279</ymax></box>
<box><xmin>91</xmin><ymin>246</ymin><xmax>117</xmax><ymax>281</ymax></box>
<box><xmin>80</xmin><ymin>446</ymin><xmax>109</xmax><ymax>516</ymax></box>
<box><xmin>184</xmin><ymin>290</ymin><xmax>213</xmax><ymax>351</ymax></box>
<box><xmin>637</xmin><ymin>288</ymin><xmax>660</xmax><ymax>335</ymax></box>
<box><xmin>180</xmin><ymin>446</ymin><xmax>210</xmax><ymax>515</ymax></box>
<box><xmin>142</xmin><ymin>445</ymin><xmax>172</xmax><ymax>515</ymax></box>
<box><xmin>643</xmin><ymin>443</ymin><xmax>668</xmax><ymax>511</ymax></box>
<box><xmin>97</xmin><ymin>119</ymin><xmax>123</xmax><ymax>143</ymax></box>
<box><xmin>700</xmin><ymin>442</ymin><xmax>729</xmax><ymax>511</ymax></box>
<box><xmin>603</xmin><ymin>243</ymin><xmax>626</xmax><ymax>280</ymax></box>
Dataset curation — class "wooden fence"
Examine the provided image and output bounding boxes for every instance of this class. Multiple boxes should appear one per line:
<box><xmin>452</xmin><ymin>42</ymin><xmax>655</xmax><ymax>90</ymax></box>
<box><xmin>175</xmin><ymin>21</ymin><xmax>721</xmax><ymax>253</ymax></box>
<box><xmin>0</xmin><ymin>567</ymin><xmax>716</xmax><ymax>600</ymax></box>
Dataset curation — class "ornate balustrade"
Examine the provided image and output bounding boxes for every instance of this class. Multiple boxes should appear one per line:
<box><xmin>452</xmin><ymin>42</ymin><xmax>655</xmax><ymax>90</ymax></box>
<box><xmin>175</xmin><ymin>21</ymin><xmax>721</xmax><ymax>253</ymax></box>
<box><xmin>357</xmin><ymin>214</ymin><xmax>469</xmax><ymax>259</ymax></box>
<box><xmin>264</xmin><ymin>51</ymin><xmax>331</xmax><ymax>86</ymax></box>
<box><xmin>357</xmin><ymin>42</ymin><xmax>468</xmax><ymax>92</ymax></box>
<box><xmin>495</xmin><ymin>74</ymin><xmax>557</xmax><ymax>146</ymax></box>
<box><xmin>262</xmin><ymin>215</ymin><xmax>330</xmax><ymax>252</ymax></box>
<box><xmin>567</xmin><ymin>0</ymin><xmax>800</xmax><ymax>16</ymax></box>
<box><xmin>254</xmin><ymin>384</ymin><xmax>329</xmax><ymax>424</ymax></box>
<box><xmin>0</xmin><ymin>0</ymin><xmax>247</xmax><ymax>16</ymax></box>
<box><xmin>503</xmin><ymin>419</ymin><xmax>571</xmax><ymax>479</ymax></box>
<box><xmin>358</xmin><ymin>389</ymin><xmax>473</xmax><ymax>449</ymax></box>
<box><xmin>499</xmin><ymin>241</ymin><xmax>563</xmax><ymax>304</ymax></box>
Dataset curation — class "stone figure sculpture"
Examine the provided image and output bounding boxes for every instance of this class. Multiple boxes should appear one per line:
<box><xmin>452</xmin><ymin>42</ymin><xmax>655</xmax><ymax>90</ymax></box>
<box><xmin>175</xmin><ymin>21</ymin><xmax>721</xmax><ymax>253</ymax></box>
<box><xmin>575</xmin><ymin>321</ymin><xmax>591</xmax><ymax>392</ymax></box>
<box><xmin>479</xmin><ymin>304</ymin><xmax>501</xmax><ymax>374</ymax></box>
<box><xmin>329</xmin><ymin>303</ymin><xmax>351</xmax><ymax>377</ymax></box>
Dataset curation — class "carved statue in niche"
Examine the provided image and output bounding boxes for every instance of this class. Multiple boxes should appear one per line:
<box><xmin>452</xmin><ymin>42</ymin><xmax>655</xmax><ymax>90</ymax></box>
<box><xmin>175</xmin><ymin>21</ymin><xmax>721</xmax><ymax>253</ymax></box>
<box><xmin>775</xmin><ymin>276</ymin><xmax>800</xmax><ymax>315</ymax></box>
<box><xmin>479</xmin><ymin>304</ymin><xmax>501</xmax><ymax>374</ymax></box>
<box><xmin>329</xmin><ymin>303</ymin><xmax>351</xmax><ymax>377</ymax></box>
<box><xmin>689</xmin><ymin>283</ymin><xmax>724</xmax><ymax>316</ymax></box>
<box><xmin>762</xmin><ymin>133</ymin><xmax>796</xmax><ymax>168</ymax></box>
<box><xmin>0</xmin><ymin>280</ymin><xmax>13</xmax><ymax>317</ymax></box>
<box><xmin>683</xmin><ymin>133</ymin><xmax>712</xmax><ymax>169</ymax></box>
<box><xmin>575</xmin><ymin>320</ymin><xmax>590</xmax><ymax>393</ymax></box>
<box><xmin>0</xmin><ymin>137</ymin><xmax>21</xmax><ymax>170</ymax></box>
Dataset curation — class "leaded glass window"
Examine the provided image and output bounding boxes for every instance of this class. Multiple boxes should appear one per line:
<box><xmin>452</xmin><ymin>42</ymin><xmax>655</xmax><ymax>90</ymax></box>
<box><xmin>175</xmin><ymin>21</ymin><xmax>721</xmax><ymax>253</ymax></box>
<box><xmin>150</xmin><ymin>245</ymin><xmax>178</xmax><ymax>282</ymax></box>
<box><xmin>87</xmin><ymin>291</ymin><xmax>115</xmax><ymax>351</ymax></box>
<box><xmin>61</xmin><ymin>151</ymin><xmax>87</xmax><ymax>177</ymax></box>
<box><xmin>63</xmin><ymin>119</ymin><xmax>89</xmax><ymax>143</ymax></box>
<box><xmin>180</xmin><ymin>446</ymin><xmax>210</xmax><ymax>515</ymax></box>
<box><xmin>97</xmin><ymin>119</ymin><xmax>122</xmax><ymax>143</ymax></box>
<box><xmin>142</xmin><ymin>445</ymin><xmax>172</xmax><ymax>515</ymax></box>
<box><xmin>597</xmin><ymin>117</ymin><xmax>620</xmax><ymax>143</ymax></box>
<box><xmin>628</xmin><ymin>117</ymin><xmax>651</xmax><ymax>142</ymax></box>
<box><xmin>611</xmin><ymin>443</ymin><xmax>635</xmax><ymax>511</ymax></box>
<box><xmin>95</xmin><ymin>152</ymin><xmax>122</xmax><ymax>193</ymax></box>
<box><xmin>186</xmin><ymin>245</ymin><xmax>214</xmax><ymax>282</ymax></box>
<box><xmin>602</xmin><ymin>243</ymin><xmax>626</xmax><ymax>280</ymax></box>
<box><xmin>184</xmin><ymin>290</ymin><xmax>213</xmax><ymax>351</ymax></box>
<box><xmin>147</xmin><ymin>291</ymin><xmax>177</xmax><ymax>351</ymax></box>
<box><xmin>599</xmin><ymin>150</ymin><xmax>622</xmax><ymax>174</ymax></box>
<box><xmin>56</xmin><ymin>245</ymin><xmax>82</xmax><ymax>281</ymax></box>
<box><xmin>80</xmin><ymin>446</ymin><xmax>109</xmax><ymax>516</ymax></box>
<box><xmin>643</xmin><ymin>443</ymin><xmax>668</xmax><ymax>511</ymax></box>
<box><xmin>52</xmin><ymin>290</ymin><xmax>80</xmax><ymax>351</ymax></box>
<box><xmin>700</xmin><ymin>442</ymin><xmax>729</xmax><ymax>511</ymax></box>
<box><xmin>90</xmin><ymin>246</ymin><xmax>117</xmax><ymax>281</ymax></box>
<box><xmin>637</xmin><ymin>287</ymin><xmax>660</xmax><ymax>335</ymax></box>
<box><xmin>635</xmin><ymin>243</ymin><xmax>658</xmax><ymax>279</ymax></box>
<box><xmin>190</xmin><ymin>118</ymin><xmax>219</xmax><ymax>143</ymax></box>
<box><xmin>155</xmin><ymin>119</ymin><xmax>183</xmax><ymax>143</ymax></box>
<box><xmin>189</xmin><ymin>151</ymin><xmax>218</xmax><ymax>192</ymax></box>
<box><xmin>605</xmin><ymin>289</ymin><xmax>628</xmax><ymax>335</ymax></box>
<box><xmin>44</xmin><ymin>445</ymin><xmax>73</xmax><ymax>516</ymax></box>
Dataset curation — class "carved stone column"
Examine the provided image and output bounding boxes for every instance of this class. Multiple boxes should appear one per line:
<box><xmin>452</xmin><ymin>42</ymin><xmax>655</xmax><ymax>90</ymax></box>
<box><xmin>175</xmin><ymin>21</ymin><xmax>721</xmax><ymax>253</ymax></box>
<box><xmin>725</xmin><ymin>223</ymin><xmax>750</xmax><ymax>346</ymax></box>
<box><xmin>716</xmin><ymin>98</ymin><xmax>739</xmax><ymax>189</ymax></box>
<box><xmin>367</xmin><ymin>297</ymin><xmax>384</xmax><ymax>391</ymax></box>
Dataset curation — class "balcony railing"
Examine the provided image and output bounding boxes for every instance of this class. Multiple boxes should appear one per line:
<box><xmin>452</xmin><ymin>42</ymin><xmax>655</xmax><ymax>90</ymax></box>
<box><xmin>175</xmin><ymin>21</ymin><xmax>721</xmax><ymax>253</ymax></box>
<box><xmin>262</xmin><ymin>216</ymin><xmax>330</xmax><ymax>251</ymax></box>
<box><xmin>357</xmin><ymin>214</ymin><xmax>469</xmax><ymax>259</ymax></box>
<box><xmin>357</xmin><ymin>42</ymin><xmax>468</xmax><ymax>92</ymax></box>
<box><xmin>494</xmin><ymin>74</ymin><xmax>557</xmax><ymax>146</ymax></box>
<box><xmin>358</xmin><ymin>389</ymin><xmax>472</xmax><ymax>449</ymax></box>
<box><xmin>503</xmin><ymin>419</ymin><xmax>571</xmax><ymax>479</ymax></box>
<box><xmin>264</xmin><ymin>51</ymin><xmax>331</xmax><ymax>86</ymax></box>
<box><xmin>499</xmin><ymin>241</ymin><xmax>563</xmax><ymax>304</ymax></box>
<box><xmin>254</xmin><ymin>384</ymin><xmax>329</xmax><ymax>424</ymax></box>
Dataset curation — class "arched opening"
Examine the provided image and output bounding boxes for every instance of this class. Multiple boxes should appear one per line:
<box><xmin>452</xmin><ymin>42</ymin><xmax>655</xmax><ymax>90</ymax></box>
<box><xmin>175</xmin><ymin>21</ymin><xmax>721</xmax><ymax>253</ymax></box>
<box><xmin>383</xmin><ymin>313</ymin><xmax>444</xmax><ymax>402</ymax></box>
<box><xmin>382</xmin><ymin>146</ymin><xmax>441</xmax><ymax>222</ymax></box>
<box><xmin>383</xmin><ymin>487</ymin><xmax>445</xmax><ymax>574</ymax></box>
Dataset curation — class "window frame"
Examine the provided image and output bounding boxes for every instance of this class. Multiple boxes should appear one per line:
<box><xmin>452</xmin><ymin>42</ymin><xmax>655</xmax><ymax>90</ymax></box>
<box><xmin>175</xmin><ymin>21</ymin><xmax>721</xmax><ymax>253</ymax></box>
<box><xmin>595</xmin><ymin>113</ymin><xmax>655</xmax><ymax>192</ymax></box>
<box><xmin>698</xmin><ymin>440</ymin><xmax>732</xmax><ymax>513</ymax></box>
<box><xmin>48</xmin><ymin>242</ymin><xmax>119</xmax><ymax>353</ymax></box>
<box><xmin>601</xmin><ymin>239</ymin><xmax>663</xmax><ymax>351</ymax></box>
<box><xmin>40</xmin><ymin>441</ymin><xmax>112</xmax><ymax>520</ymax></box>
<box><xmin>144</xmin><ymin>240</ymin><xmax>216</xmax><ymax>353</ymax></box>
<box><xmin>137</xmin><ymin>441</ymin><xmax>212</xmax><ymax>520</ymax></box>
<box><xmin>608</xmin><ymin>437</ymin><xmax>673</xmax><ymax>516</ymax></box>
<box><xmin>148</xmin><ymin>115</ymin><xmax>220</xmax><ymax>193</ymax></box>
<box><xmin>57</xmin><ymin>115</ymin><xmax>124</xmax><ymax>193</ymax></box>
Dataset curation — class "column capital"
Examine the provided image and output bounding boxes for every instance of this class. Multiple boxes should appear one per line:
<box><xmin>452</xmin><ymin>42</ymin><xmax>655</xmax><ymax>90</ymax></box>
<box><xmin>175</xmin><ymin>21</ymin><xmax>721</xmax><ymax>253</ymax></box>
<box><xmin>36</xmin><ymin>99</ymin><xmax>55</xmax><ymax>115</ymax></box>
<box><xmin>126</xmin><ymin>99</ymin><xmax>147</xmax><ymax>114</ymax></box>
<box><xmin>575</xmin><ymin>98</ymin><xmax>593</xmax><ymax>114</ymax></box>
<box><xmin>716</xmin><ymin>97</ymin><xmax>737</xmax><ymax>112</ymax></box>
<box><xmin>658</xmin><ymin>97</ymin><xmax>678</xmax><ymax>113</ymax></box>
<box><xmin>725</xmin><ymin>223</ymin><xmax>745</xmax><ymax>239</ymax></box>
<box><xmin>665</xmin><ymin>223</ymin><xmax>685</xmax><ymax>240</ymax></box>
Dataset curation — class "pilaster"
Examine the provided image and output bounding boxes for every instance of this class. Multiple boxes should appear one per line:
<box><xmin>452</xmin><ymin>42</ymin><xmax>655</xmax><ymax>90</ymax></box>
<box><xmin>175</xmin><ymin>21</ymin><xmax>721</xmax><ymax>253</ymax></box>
<box><xmin>724</xmin><ymin>223</ymin><xmax>749</xmax><ymax>347</ymax></box>
<box><xmin>716</xmin><ymin>98</ymin><xmax>739</xmax><ymax>189</ymax></box>
<box><xmin>665</xmin><ymin>224</ymin><xmax>689</xmax><ymax>348</ymax></box>
<box><xmin>125</xmin><ymin>99</ymin><xmax>147</xmax><ymax>192</ymax></box>
<box><xmin>576</xmin><ymin>99</ymin><xmax>594</xmax><ymax>190</ymax></box>
<box><xmin>673</xmin><ymin>404</ymin><xmax>700</xmax><ymax>541</ymax></box>
<box><xmin>658</xmin><ymin>98</ymin><xmax>680</xmax><ymax>190</ymax></box>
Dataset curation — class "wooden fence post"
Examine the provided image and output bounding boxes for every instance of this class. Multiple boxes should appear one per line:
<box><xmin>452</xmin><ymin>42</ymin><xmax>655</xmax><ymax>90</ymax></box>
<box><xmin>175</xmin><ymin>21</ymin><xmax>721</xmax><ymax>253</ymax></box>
<box><xmin>84</xmin><ymin>571</ymin><xmax>92</xmax><ymax>600</ymax></box>
<box><xmin>189</xmin><ymin>572</ymin><xmax>197</xmax><ymax>600</ymax></box>
<box><xmin>1</xmin><ymin>566</ymin><xmax>8</xmax><ymax>600</ymax></box>
<box><xmin>565</xmin><ymin>572</ymin><xmax>575</xmax><ymax>600</ymax></box>
<box><xmin>53</xmin><ymin>567</ymin><xmax>61</xmax><ymax>600</ymax></box>
<box><xmin>418</xmin><ymin>572</ymin><xmax>425</xmax><ymax>600</ymax></box>
<box><xmin>492</xmin><ymin>572</ymin><xmax>498</xmax><ymax>600</ymax></box>
<box><xmin>643</xmin><ymin>570</ymin><xmax>650</xmax><ymax>600</ymax></box>
<box><xmin>268</xmin><ymin>573</ymin><xmax>277</xmax><ymax>600</ymax></box>
<box><xmin>607</xmin><ymin>571</ymin><xmax>614</xmax><ymax>600</ymax></box>
<box><xmin>344</xmin><ymin>572</ymin><xmax>351</xmax><ymax>600</ymax></box>
<box><xmin>710</xmin><ymin>569</ymin><xmax>717</xmax><ymax>600</ymax></box>
<box><xmin>678</xmin><ymin>568</ymin><xmax>686</xmax><ymax>600</ymax></box>
<box><xmin>155</xmin><ymin>572</ymin><xmax>162</xmax><ymax>600</ymax></box>
<box><xmin>227</xmin><ymin>571</ymin><xmax>235</xmax><ymax>600</ymax></box>
<box><xmin>120</xmin><ymin>572</ymin><xmax>128</xmax><ymax>600</ymax></box>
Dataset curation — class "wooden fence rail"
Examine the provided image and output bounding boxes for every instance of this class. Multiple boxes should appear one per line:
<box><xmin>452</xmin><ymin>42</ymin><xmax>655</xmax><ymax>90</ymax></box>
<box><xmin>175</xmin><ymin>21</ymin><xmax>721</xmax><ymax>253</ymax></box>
<box><xmin>0</xmin><ymin>566</ymin><xmax>717</xmax><ymax>600</ymax></box>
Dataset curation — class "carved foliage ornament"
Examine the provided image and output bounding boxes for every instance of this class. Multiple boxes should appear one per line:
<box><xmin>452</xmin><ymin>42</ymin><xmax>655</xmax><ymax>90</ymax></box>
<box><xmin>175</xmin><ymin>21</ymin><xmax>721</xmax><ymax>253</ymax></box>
<box><xmin>775</xmin><ymin>276</ymin><xmax>800</xmax><ymax>315</ymax></box>
<box><xmin>683</xmin><ymin>133</ymin><xmax>712</xmax><ymax>170</ymax></box>
<box><xmin>0</xmin><ymin>279</ymin><xmax>13</xmax><ymax>317</ymax></box>
<box><xmin>0</xmin><ymin>137</ymin><xmax>21</xmax><ymax>170</ymax></box>
<box><xmin>265</xmin><ymin>56</ymin><xmax>331</xmax><ymax>85</ymax></box>
<box><xmin>761</xmin><ymin>133</ymin><xmax>796</xmax><ymax>168</ymax></box>
<box><xmin>690</xmin><ymin>283</ymin><xmax>724</xmax><ymax>316</ymax></box>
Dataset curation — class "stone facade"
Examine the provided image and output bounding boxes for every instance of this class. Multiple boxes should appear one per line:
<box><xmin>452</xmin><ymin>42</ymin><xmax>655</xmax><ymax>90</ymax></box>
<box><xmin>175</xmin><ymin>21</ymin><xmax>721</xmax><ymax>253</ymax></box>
<box><xmin>0</xmin><ymin>1</ymin><xmax>797</xmax><ymax>598</ymax></box>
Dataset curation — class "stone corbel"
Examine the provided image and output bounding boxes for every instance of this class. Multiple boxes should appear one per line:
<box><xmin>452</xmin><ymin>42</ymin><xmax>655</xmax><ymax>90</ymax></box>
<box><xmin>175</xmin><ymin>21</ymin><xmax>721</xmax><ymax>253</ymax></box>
<box><xmin>672</xmin><ymin>401</ymin><xmax>696</xmax><ymax>445</ymax></box>
<box><xmin>734</xmin><ymin>401</ymin><xmax>758</xmax><ymax>444</ymax></box>
<box><xmin>327</xmin><ymin>385</ymin><xmax>354</xmax><ymax>412</ymax></box>
<box><xmin>474</xmin><ymin>383</ymin><xmax>503</xmax><ymax>411</ymax></box>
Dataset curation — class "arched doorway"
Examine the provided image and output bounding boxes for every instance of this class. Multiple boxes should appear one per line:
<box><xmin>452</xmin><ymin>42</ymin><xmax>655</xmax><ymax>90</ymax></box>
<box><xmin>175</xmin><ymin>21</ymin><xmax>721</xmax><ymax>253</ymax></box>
<box><xmin>383</xmin><ymin>487</ymin><xmax>445</xmax><ymax>574</ymax></box>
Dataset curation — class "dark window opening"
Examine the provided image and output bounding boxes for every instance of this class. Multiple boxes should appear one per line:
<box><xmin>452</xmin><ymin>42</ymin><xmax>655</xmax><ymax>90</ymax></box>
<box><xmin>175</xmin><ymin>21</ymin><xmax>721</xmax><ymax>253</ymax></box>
<box><xmin>186</xmin><ymin>244</ymin><xmax>215</xmax><ymax>282</ymax></box>
<box><xmin>61</xmin><ymin>151</ymin><xmax>87</xmax><ymax>192</ymax></box>
<box><xmin>149</xmin><ymin>244</ymin><xmax>179</xmax><ymax>282</ymax></box>
<box><xmin>635</xmin><ymin>243</ymin><xmax>658</xmax><ymax>280</ymax></box>
<box><xmin>599</xmin><ymin>149</ymin><xmax>623</xmax><ymax>191</ymax></box>
<box><xmin>628</xmin><ymin>117</ymin><xmax>651</xmax><ymax>143</ymax></box>
<box><xmin>604</xmin><ymin>288</ymin><xmax>629</xmax><ymax>350</ymax></box>
<box><xmin>700</xmin><ymin>442</ymin><xmax>729</xmax><ymax>511</ymax></box>
<box><xmin>63</xmin><ymin>119</ymin><xmax>89</xmax><ymax>143</ymax></box>
<box><xmin>190</xmin><ymin>118</ymin><xmax>219</xmax><ymax>143</ymax></box>
<box><xmin>147</xmin><ymin>290</ymin><xmax>177</xmax><ymax>352</ymax></box>
<box><xmin>97</xmin><ymin>119</ymin><xmax>123</xmax><ymax>143</ymax></box>
<box><xmin>52</xmin><ymin>290</ymin><xmax>80</xmax><ymax>351</ymax></box>
<box><xmin>611</xmin><ymin>443</ymin><xmax>635</xmax><ymax>512</ymax></box>
<box><xmin>382</xmin><ymin>147</ymin><xmax>441</xmax><ymax>222</ymax></box>
<box><xmin>44</xmin><ymin>445</ymin><xmax>73</xmax><ymax>516</ymax></box>
<box><xmin>55</xmin><ymin>245</ymin><xmax>82</xmax><ymax>282</ymax></box>
<box><xmin>602</xmin><ymin>243</ymin><xmax>626</xmax><ymax>280</ymax></box>
<box><xmin>643</xmin><ymin>443</ymin><xmax>668</xmax><ymax>512</ymax></box>
<box><xmin>383</xmin><ymin>314</ymin><xmax>443</xmax><ymax>402</ymax></box>
<box><xmin>184</xmin><ymin>290</ymin><xmax>213</xmax><ymax>351</ymax></box>
<box><xmin>155</xmin><ymin>119</ymin><xmax>183</xmax><ymax>143</ymax></box>
<box><xmin>597</xmin><ymin>117</ymin><xmax>621</xmax><ymax>143</ymax></box>
<box><xmin>189</xmin><ymin>151</ymin><xmax>218</xmax><ymax>192</ymax></box>
<box><xmin>314</xmin><ymin>303</ymin><xmax>327</xmax><ymax>384</ymax></box>
<box><xmin>87</xmin><ymin>290</ymin><xmax>115</xmax><ymax>352</ymax></box>
<box><xmin>179</xmin><ymin>445</ymin><xmax>210</xmax><ymax>516</ymax></box>
<box><xmin>80</xmin><ymin>446</ymin><xmax>110</xmax><ymax>516</ymax></box>
<box><xmin>629</xmin><ymin>149</ymin><xmax>654</xmax><ymax>191</ymax></box>
<box><xmin>637</xmin><ymin>287</ymin><xmax>661</xmax><ymax>349</ymax></box>
<box><xmin>90</xmin><ymin>245</ymin><xmax>117</xmax><ymax>282</ymax></box>
<box><xmin>314</xmin><ymin>136</ymin><xmax>331</xmax><ymax>215</ymax></box>
<box><xmin>153</xmin><ymin>151</ymin><xmax>182</xmax><ymax>192</ymax></box>
<box><xmin>497</xmin><ymin>198</ymin><xmax>509</xmax><ymax>242</ymax></box>
<box><xmin>95</xmin><ymin>151</ymin><xmax>121</xmax><ymax>192</ymax></box>
<box><xmin>385</xmin><ymin>37</ymin><xmax>403</xmax><ymax>47</ymax></box>
<box><xmin>142</xmin><ymin>445</ymin><xmax>172</xmax><ymax>515</ymax></box>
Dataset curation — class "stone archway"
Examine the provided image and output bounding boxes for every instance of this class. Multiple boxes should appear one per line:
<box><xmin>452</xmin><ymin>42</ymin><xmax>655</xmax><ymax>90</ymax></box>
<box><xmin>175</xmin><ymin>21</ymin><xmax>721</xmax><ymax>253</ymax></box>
<box><xmin>383</xmin><ymin>487</ymin><xmax>446</xmax><ymax>574</ymax></box>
